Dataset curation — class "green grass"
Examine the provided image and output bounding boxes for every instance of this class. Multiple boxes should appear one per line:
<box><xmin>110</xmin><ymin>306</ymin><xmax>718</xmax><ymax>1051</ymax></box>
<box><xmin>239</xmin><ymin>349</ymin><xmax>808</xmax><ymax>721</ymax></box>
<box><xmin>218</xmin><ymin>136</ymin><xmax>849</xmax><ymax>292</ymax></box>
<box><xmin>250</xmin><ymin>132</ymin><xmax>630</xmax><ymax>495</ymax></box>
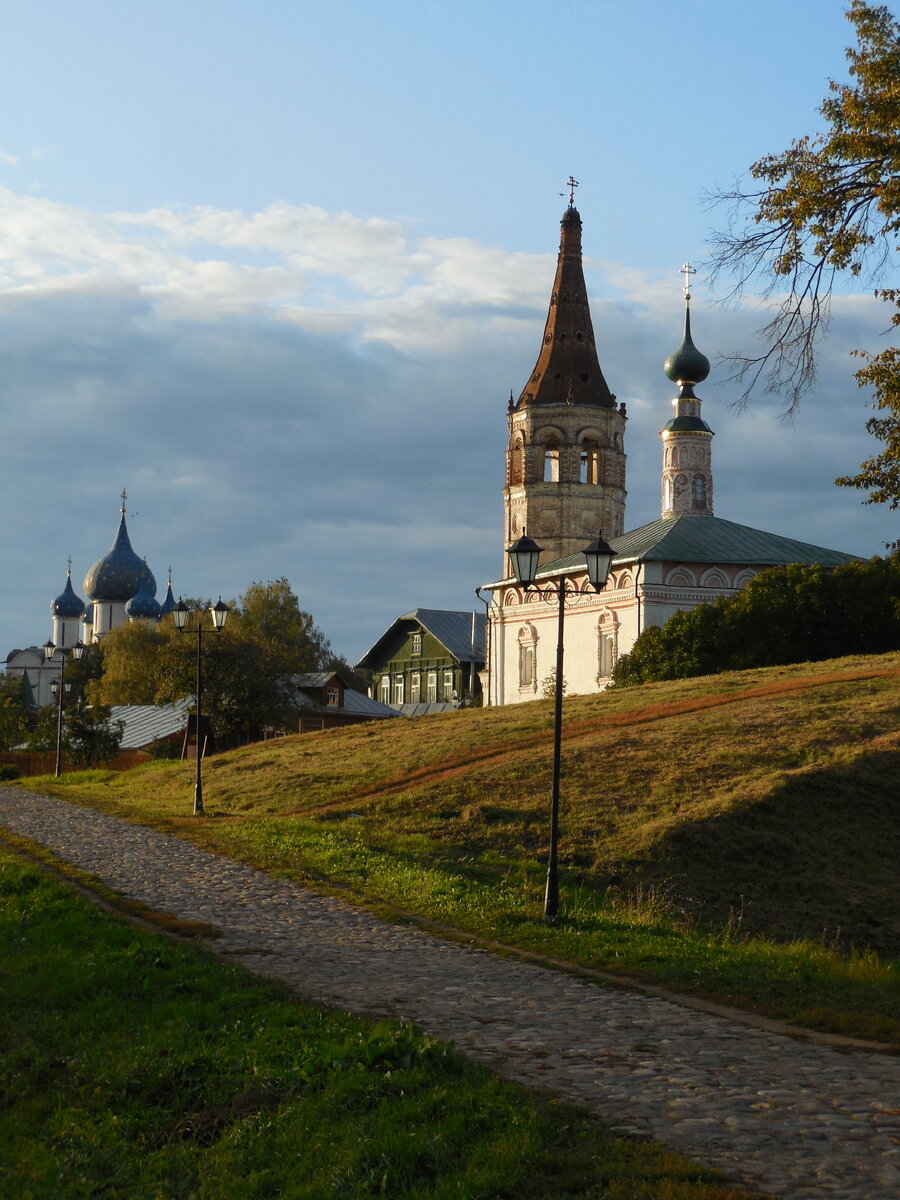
<box><xmin>15</xmin><ymin>650</ymin><xmax>900</xmax><ymax>1044</ymax></box>
<box><xmin>0</xmin><ymin>849</ymin><xmax>762</xmax><ymax>1199</ymax></box>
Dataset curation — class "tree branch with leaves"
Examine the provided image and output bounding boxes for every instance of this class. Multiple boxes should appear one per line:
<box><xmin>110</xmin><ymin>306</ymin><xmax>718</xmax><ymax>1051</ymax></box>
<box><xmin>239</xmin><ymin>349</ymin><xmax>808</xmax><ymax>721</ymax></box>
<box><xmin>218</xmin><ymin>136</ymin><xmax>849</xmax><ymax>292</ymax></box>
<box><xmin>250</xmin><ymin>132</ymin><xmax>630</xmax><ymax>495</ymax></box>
<box><xmin>708</xmin><ymin>1</ymin><xmax>900</xmax><ymax>506</ymax></box>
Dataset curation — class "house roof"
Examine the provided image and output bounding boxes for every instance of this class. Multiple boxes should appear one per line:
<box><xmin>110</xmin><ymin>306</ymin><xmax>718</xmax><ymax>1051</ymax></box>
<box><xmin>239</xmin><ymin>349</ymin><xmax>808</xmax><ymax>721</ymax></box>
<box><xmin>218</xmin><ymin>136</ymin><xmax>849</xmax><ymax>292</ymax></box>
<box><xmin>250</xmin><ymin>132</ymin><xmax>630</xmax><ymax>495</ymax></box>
<box><xmin>357</xmin><ymin>609</ymin><xmax>486</xmax><ymax>669</ymax></box>
<box><xmin>487</xmin><ymin>514</ymin><xmax>861</xmax><ymax>587</ymax></box>
<box><xmin>108</xmin><ymin>700</ymin><xmax>191</xmax><ymax>749</ymax></box>
<box><xmin>291</xmin><ymin>679</ymin><xmax>399</xmax><ymax>720</ymax></box>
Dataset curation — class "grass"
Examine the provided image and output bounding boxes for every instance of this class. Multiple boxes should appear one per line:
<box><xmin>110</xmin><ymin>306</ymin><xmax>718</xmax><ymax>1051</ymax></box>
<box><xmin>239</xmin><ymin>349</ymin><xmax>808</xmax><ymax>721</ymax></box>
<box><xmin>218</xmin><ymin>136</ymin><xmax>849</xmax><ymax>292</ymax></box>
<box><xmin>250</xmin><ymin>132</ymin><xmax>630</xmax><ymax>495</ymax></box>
<box><xmin>13</xmin><ymin>650</ymin><xmax>900</xmax><ymax>1044</ymax></box>
<box><xmin>0</xmin><ymin>847</ymin><xmax>763</xmax><ymax>1199</ymax></box>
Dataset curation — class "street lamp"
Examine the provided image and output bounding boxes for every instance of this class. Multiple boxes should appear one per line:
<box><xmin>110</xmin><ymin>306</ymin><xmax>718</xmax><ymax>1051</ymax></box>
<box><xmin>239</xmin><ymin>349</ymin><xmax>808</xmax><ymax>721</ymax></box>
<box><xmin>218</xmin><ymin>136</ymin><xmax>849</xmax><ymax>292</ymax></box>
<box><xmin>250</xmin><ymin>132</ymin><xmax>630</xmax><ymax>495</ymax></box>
<box><xmin>43</xmin><ymin>640</ymin><xmax>85</xmax><ymax>778</ymax></box>
<box><xmin>172</xmin><ymin>597</ymin><xmax>230</xmax><ymax>815</ymax></box>
<box><xmin>507</xmin><ymin>529</ymin><xmax>614</xmax><ymax>921</ymax></box>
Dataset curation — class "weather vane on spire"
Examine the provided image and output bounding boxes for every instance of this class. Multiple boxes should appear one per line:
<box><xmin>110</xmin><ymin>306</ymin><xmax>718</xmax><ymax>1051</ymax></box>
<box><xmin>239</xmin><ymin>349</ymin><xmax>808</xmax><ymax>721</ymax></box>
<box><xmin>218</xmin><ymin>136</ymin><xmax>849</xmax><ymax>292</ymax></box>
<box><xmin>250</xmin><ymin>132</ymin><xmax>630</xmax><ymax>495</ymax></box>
<box><xmin>680</xmin><ymin>262</ymin><xmax>696</xmax><ymax>301</ymax></box>
<box><xmin>561</xmin><ymin>176</ymin><xmax>579</xmax><ymax>207</ymax></box>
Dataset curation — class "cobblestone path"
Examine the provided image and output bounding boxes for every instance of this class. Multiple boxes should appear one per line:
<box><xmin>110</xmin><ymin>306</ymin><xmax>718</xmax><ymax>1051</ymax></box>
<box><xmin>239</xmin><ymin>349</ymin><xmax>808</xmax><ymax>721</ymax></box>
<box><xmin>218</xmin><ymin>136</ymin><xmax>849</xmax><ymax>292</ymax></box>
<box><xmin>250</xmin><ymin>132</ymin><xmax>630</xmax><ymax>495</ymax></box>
<box><xmin>1</xmin><ymin>787</ymin><xmax>897</xmax><ymax>1200</ymax></box>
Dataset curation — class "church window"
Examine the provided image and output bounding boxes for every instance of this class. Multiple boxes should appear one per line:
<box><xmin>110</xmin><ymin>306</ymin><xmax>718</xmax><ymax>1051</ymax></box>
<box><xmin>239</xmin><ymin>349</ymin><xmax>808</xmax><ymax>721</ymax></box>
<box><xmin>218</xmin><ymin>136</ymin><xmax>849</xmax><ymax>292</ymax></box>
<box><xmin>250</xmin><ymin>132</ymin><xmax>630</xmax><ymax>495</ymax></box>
<box><xmin>543</xmin><ymin>446</ymin><xmax>560</xmax><ymax>482</ymax></box>
<box><xmin>411</xmin><ymin>632</ymin><xmax>422</xmax><ymax>656</ymax></box>
<box><xmin>664</xmin><ymin>477</ymin><xmax>672</xmax><ymax>508</ymax></box>
<box><xmin>509</xmin><ymin>439</ymin><xmax>524</xmax><ymax>485</ymax></box>
<box><xmin>580</xmin><ymin>439</ymin><xmax>600</xmax><ymax>484</ymax></box>
<box><xmin>520</xmin><ymin>644</ymin><xmax>534</xmax><ymax>688</ymax></box>
<box><xmin>599</xmin><ymin>634</ymin><xmax>615</xmax><ymax>678</ymax></box>
<box><xmin>393</xmin><ymin>675</ymin><xmax>405</xmax><ymax>705</ymax></box>
<box><xmin>692</xmin><ymin>476</ymin><xmax>707</xmax><ymax>508</ymax></box>
<box><xmin>426</xmin><ymin>671</ymin><xmax>437</xmax><ymax>702</ymax></box>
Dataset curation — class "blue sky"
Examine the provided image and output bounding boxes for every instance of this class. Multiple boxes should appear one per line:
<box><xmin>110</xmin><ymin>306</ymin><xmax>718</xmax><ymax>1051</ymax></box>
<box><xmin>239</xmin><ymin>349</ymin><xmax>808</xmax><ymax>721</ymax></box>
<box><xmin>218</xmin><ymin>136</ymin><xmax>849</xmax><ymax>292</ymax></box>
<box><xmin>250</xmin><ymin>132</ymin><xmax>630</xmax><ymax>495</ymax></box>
<box><xmin>0</xmin><ymin>1</ymin><xmax>895</xmax><ymax>665</ymax></box>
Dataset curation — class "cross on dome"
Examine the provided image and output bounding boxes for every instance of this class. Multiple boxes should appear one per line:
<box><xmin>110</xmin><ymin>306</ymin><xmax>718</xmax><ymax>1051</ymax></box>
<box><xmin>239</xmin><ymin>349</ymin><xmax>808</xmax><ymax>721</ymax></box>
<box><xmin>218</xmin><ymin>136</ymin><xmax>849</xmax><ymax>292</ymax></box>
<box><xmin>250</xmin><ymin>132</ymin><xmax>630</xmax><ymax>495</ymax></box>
<box><xmin>561</xmin><ymin>176</ymin><xmax>579</xmax><ymax>207</ymax></box>
<box><xmin>680</xmin><ymin>262</ymin><xmax>696</xmax><ymax>301</ymax></box>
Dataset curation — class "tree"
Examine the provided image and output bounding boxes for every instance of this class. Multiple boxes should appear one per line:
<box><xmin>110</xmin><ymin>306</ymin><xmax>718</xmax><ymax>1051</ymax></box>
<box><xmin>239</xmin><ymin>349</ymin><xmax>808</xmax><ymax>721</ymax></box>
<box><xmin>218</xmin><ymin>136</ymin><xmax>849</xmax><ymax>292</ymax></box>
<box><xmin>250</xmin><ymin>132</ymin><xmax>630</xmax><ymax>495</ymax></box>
<box><xmin>88</xmin><ymin>623</ymin><xmax>163</xmax><ymax>705</ymax></box>
<box><xmin>0</xmin><ymin>673</ymin><xmax>34</xmax><ymax>750</ymax></box>
<box><xmin>709</xmin><ymin>2</ymin><xmax>900</xmax><ymax>505</ymax></box>
<box><xmin>153</xmin><ymin>579</ymin><xmax>332</xmax><ymax>737</ymax></box>
<box><xmin>63</xmin><ymin>704</ymin><xmax>124</xmax><ymax>768</ymax></box>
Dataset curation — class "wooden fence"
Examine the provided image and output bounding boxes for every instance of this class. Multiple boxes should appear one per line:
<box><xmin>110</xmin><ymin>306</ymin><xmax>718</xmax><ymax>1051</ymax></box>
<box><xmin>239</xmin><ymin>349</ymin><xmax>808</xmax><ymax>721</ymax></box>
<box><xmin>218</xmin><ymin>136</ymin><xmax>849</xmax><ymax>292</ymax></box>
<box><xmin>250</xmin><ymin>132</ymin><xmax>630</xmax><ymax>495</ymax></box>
<box><xmin>0</xmin><ymin>750</ymin><xmax>151</xmax><ymax>777</ymax></box>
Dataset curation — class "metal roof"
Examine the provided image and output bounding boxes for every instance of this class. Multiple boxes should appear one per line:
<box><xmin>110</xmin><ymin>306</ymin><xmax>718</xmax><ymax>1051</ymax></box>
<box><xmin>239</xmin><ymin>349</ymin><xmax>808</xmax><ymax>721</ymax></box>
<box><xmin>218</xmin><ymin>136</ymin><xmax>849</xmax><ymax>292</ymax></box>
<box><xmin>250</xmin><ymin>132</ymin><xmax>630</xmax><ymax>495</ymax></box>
<box><xmin>607</xmin><ymin>514</ymin><xmax>860</xmax><ymax>568</ymax></box>
<box><xmin>486</xmin><ymin>514</ymin><xmax>861</xmax><ymax>587</ymax></box>
<box><xmin>357</xmin><ymin>609</ymin><xmax>486</xmax><ymax>668</ymax></box>
<box><xmin>108</xmin><ymin>700</ymin><xmax>191</xmax><ymax>749</ymax></box>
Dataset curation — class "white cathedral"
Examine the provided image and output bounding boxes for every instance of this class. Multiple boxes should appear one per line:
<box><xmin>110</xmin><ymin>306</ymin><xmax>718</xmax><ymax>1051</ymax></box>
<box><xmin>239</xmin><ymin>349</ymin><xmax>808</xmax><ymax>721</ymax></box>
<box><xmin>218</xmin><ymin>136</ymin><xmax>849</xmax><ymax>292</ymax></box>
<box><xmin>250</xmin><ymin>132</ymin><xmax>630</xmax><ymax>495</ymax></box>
<box><xmin>480</xmin><ymin>198</ymin><xmax>858</xmax><ymax>706</ymax></box>
<box><xmin>5</xmin><ymin>493</ymin><xmax>175</xmax><ymax>707</ymax></box>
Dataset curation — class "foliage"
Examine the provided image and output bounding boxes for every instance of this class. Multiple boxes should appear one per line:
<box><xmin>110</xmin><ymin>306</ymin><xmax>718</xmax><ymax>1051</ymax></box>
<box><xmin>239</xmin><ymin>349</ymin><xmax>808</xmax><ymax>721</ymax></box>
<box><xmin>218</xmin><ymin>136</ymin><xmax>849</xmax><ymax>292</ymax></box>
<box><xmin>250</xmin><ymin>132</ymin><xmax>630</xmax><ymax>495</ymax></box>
<box><xmin>612</xmin><ymin>555</ymin><xmax>900</xmax><ymax>686</ymax></box>
<box><xmin>0</xmin><ymin>673</ymin><xmax>34</xmax><ymax>750</ymax></box>
<box><xmin>709</xmin><ymin>2</ymin><xmax>900</xmax><ymax>503</ymax></box>
<box><xmin>25</xmin><ymin>705</ymin><xmax>58</xmax><ymax>753</ymax></box>
<box><xmin>89</xmin><ymin>622</ymin><xmax>163</xmax><ymax>705</ymax></box>
<box><xmin>62</xmin><ymin>703</ymin><xmax>125</xmax><ymax>767</ymax></box>
<box><xmin>63</xmin><ymin>642</ymin><xmax>103</xmax><ymax>705</ymax></box>
<box><xmin>0</xmin><ymin>766</ymin><xmax>21</xmax><ymax>781</ymax></box>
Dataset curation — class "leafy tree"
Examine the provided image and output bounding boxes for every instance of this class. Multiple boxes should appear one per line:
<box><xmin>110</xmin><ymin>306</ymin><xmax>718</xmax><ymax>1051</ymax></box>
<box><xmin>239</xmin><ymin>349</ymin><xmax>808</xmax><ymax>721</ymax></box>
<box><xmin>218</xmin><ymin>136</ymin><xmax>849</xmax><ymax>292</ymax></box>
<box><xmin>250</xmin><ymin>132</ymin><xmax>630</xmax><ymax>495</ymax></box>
<box><xmin>63</xmin><ymin>704</ymin><xmax>124</xmax><ymax>768</ymax></box>
<box><xmin>89</xmin><ymin>623</ymin><xmax>164</xmax><ymax>705</ymax></box>
<box><xmin>709</xmin><ymin>2</ymin><xmax>900</xmax><ymax>505</ymax></box>
<box><xmin>0</xmin><ymin>673</ymin><xmax>34</xmax><ymax>750</ymax></box>
<box><xmin>65</xmin><ymin>643</ymin><xmax>104</xmax><ymax>706</ymax></box>
<box><xmin>229</xmin><ymin>578</ymin><xmax>331</xmax><ymax>673</ymax></box>
<box><xmin>153</xmin><ymin>580</ymin><xmax>332</xmax><ymax>737</ymax></box>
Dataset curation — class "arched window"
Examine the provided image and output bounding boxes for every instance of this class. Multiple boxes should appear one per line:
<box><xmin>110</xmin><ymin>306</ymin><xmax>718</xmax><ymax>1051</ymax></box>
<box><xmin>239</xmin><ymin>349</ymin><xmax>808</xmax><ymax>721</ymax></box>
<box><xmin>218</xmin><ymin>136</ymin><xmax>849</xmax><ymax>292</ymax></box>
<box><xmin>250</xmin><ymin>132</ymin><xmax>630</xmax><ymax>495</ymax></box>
<box><xmin>508</xmin><ymin>438</ymin><xmax>525</xmax><ymax>485</ymax></box>
<box><xmin>543</xmin><ymin>444</ymin><xmax>560</xmax><ymax>482</ymax></box>
<box><xmin>692</xmin><ymin>476</ymin><xmax>707</xmax><ymax>509</ymax></box>
<box><xmin>580</xmin><ymin>439</ymin><xmax>600</xmax><ymax>483</ymax></box>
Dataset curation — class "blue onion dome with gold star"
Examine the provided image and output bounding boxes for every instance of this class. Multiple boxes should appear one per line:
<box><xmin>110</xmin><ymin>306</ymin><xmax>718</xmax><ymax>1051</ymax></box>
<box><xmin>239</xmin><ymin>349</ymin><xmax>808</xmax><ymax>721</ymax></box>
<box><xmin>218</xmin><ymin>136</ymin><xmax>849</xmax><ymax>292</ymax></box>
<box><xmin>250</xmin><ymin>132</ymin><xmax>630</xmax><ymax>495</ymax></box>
<box><xmin>50</xmin><ymin>568</ymin><xmax>86</xmax><ymax>618</ymax></box>
<box><xmin>125</xmin><ymin>574</ymin><xmax>163</xmax><ymax>620</ymax></box>
<box><xmin>83</xmin><ymin>496</ymin><xmax>156</xmax><ymax>603</ymax></box>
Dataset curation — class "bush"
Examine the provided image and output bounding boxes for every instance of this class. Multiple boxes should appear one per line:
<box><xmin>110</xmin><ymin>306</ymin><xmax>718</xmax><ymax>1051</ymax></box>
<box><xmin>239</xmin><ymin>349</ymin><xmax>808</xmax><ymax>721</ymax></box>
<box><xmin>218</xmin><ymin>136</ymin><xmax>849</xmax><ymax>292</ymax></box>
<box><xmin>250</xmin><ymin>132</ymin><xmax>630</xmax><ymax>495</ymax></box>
<box><xmin>0</xmin><ymin>765</ymin><xmax>22</xmax><ymax>781</ymax></box>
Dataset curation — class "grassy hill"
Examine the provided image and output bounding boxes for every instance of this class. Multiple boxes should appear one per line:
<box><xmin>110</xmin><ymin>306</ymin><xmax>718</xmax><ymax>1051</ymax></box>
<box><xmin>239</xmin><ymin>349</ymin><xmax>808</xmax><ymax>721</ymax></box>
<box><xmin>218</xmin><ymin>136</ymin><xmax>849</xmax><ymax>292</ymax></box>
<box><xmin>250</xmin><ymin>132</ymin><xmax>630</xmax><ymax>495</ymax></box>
<box><xmin>17</xmin><ymin>650</ymin><xmax>900</xmax><ymax>1043</ymax></box>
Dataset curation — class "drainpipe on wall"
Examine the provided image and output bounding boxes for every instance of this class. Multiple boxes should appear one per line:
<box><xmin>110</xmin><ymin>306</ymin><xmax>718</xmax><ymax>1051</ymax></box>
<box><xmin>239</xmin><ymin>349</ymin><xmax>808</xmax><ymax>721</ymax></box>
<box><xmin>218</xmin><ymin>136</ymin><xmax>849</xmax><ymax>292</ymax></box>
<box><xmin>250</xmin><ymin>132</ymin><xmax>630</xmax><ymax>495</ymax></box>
<box><xmin>474</xmin><ymin>587</ymin><xmax>492</xmax><ymax>706</ymax></box>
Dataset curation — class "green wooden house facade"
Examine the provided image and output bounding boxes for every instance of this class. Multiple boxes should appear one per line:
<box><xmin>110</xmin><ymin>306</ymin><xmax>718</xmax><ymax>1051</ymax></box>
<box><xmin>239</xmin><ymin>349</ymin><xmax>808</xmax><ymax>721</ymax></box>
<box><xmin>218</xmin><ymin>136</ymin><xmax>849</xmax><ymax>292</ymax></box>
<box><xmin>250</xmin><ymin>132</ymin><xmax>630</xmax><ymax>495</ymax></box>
<box><xmin>356</xmin><ymin>609</ymin><xmax>486</xmax><ymax>714</ymax></box>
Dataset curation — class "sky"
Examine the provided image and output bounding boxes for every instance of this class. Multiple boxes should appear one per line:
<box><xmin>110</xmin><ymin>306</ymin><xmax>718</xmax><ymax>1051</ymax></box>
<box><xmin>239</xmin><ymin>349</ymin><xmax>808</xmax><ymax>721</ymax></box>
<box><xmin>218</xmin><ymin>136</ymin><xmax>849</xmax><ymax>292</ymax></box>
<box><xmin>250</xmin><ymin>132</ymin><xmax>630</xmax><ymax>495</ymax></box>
<box><xmin>1</xmin><ymin>0</ymin><xmax>896</xmax><ymax>666</ymax></box>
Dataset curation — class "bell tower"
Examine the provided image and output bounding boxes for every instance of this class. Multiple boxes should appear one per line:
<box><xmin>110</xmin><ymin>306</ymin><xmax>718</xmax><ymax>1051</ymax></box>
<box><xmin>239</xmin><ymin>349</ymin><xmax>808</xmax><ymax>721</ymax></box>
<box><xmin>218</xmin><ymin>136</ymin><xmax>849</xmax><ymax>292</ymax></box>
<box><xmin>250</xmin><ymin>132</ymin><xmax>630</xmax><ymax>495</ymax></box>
<box><xmin>660</xmin><ymin>264</ymin><xmax>714</xmax><ymax>518</ymax></box>
<box><xmin>503</xmin><ymin>182</ymin><xmax>627</xmax><ymax>574</ymax></box>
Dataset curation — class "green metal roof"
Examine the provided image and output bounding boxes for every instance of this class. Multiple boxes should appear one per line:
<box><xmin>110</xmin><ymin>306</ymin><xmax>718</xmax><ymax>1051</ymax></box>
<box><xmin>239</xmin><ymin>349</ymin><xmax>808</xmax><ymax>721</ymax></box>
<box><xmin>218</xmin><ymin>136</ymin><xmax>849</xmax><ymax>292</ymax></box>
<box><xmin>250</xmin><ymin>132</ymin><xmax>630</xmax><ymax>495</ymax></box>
<box><xmin>520</xmin><ymin>514</ymin><xmax>861</xmax><ymax>583</ymax></box>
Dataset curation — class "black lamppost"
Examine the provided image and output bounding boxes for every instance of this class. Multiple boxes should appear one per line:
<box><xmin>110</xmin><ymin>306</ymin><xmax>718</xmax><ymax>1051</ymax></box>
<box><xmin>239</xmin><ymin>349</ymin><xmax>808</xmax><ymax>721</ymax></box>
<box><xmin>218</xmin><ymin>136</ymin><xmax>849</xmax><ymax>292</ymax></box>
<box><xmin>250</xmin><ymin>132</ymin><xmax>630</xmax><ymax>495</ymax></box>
<box><xmin>43</xmin><ymin>640</ymin><xmax>85</xmax><ymax>778</ymax></box>
<box><xmin>172</xmin><ymin>597</ymin><xmax>230</xmax><ymax>815</ymax></box>
<box><xmin>506</xmin><ymin>530</ymin><xmax>614</xmax><ymax>921</ymax></box>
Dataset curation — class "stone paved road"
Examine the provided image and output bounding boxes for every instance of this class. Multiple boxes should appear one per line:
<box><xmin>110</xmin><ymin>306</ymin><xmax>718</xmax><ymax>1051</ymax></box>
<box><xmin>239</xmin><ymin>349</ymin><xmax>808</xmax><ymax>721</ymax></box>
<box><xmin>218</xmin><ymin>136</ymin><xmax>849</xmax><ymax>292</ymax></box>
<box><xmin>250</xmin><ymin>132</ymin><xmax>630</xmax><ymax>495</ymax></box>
<box><xmin>1</xmin><ymin>787</ymin><xmax>898</xmax><ymax>1200</ymax></box>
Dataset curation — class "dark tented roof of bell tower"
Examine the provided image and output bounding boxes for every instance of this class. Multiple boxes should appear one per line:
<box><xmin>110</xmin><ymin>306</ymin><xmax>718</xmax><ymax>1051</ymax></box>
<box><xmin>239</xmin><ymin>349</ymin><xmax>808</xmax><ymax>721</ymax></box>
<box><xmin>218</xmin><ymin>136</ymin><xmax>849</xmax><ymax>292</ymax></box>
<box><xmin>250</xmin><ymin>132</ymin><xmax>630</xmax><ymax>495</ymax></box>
<box><xmin>514</xmin><ymin>204</ymin><xmax>616</xmax><ymax>410</ymax></box>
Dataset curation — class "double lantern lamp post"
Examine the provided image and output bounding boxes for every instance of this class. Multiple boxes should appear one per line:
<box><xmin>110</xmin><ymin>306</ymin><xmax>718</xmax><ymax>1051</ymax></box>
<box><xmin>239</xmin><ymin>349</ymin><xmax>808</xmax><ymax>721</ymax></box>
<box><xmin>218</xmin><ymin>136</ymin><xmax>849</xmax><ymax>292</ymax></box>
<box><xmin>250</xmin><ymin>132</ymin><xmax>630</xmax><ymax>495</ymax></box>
<box><xmin>506</xmin><ymin>530</ymin><xmax>614</xmax><ymax>922</ymax></box>
<box><xmin>42</xmin><ymin>639</ymin><xmax>85</xmax><ymax>778</ymax></box>
<box><xmin>172</xmin><ymin>597</ymin><xmax>230</xmax><ymax>816</ymax></box>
